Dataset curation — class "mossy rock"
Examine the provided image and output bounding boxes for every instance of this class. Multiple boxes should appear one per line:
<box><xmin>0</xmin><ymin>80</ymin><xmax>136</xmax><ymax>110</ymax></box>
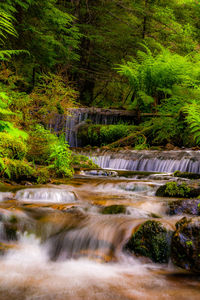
<box><xmin>124</xmin><ymin>220</ymin><xmax>172</xmax><ymax>263</ymax></box>
<box><xmin>171</xmin><ymin>217</ymin><xmax>200</xmax><ymax>272</ymax></box>
<box><xmin>168</xmin><ymin>199</ymin><xmax>200</xmax><ymax>216</ymax></box>
<box><xmin>173</xmin><ymin>170</ymin><xmax>200</xmax><ymax>180</ymax></box>
<box><xmin>156</xmin><ymin>182</ymin><xmax>194</xmax><ymax>198</ymax></box>
<box><xmin>101</xmin><ymin>205</ymin><xmax>126</xmax><ymax>215</ymax></box>
<box><xmin>156</xmin><ymin>182</ymin><xmax>200</xmax><ymax>198</ymax></box>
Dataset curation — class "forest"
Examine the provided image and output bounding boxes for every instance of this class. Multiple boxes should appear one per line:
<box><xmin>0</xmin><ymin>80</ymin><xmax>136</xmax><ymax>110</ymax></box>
<box><xmin>2</xmin><ymin>2</ymin><xmax>200</xmax><ymax>298</ymax></box>
<box><xmin>1</xmin><ymin>0</ymin><xmax>200</xmax><ymax>181</ymax></box>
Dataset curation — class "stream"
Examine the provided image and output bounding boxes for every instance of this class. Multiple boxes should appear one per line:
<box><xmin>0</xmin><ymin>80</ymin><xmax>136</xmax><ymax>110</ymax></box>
<box><xmin>0</xmin><ymin>172</ymin><xmax>200</xmax><ymax>299</ymax></box>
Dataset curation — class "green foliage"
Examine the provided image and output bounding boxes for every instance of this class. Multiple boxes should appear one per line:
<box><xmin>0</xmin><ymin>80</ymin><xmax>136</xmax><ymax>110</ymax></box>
<box><xmin>0</xmin><ymin>132</ymin><xmax>27</xmax><ymax>160</ymax></box>
<box><xmin>30</xmin><ymin>73</ymin><xmax>78</xmax><ymax>124</ymax></box>
<box><xmin>183</xmin><ymin>101</ymin><xmax>200</xmax><ymax>145</ymax></box>
<box><xmin>71</xmin><ymin>154</ymin><xmax>98</xmax><ymax>169</ymax></box>
<box><xmin>0</xmin><ymin>0</ymin><xmax>80</xmax><ymax>80</ymax></box>
<box><xmin>27</xmin><ymin>125</ymin><xmax>59</xmax><ymax>165</ymax></box>
<box><xmin>0</xmin><ymin>10</ymin><xmax>17</xmax><ymax>43</ymax></box>
<box><xmin>78</xmin><ymin>124</ymin><xmax>136</xmax><ymax>147</ymax></box>
<box><xmin>117</xmin><ymin>45</ymin><xmax>200</xmax><ymax>112</ymax></box>
<box><xmin>27</xmin><ymin>127</ymin><xmax>73</xmax><ymax>178</ymax></box>
<box><xmin>0</xmin><ymin>157</ymin><xmax>36</xmax><ymax>181</ymax></box>
<box><xmin>36</xmin><ymin>167</ymin><xmax>50</xmax><ymax>184</ymax></box>
<box><xmin>49</xmin><ymin>135</ymin><xmax>73</xmax><ymax>178</ymax></box>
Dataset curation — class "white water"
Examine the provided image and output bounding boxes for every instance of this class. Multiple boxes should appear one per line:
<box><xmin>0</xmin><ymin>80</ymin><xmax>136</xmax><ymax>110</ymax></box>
<box><xmin>15</xmin><ymin>188</ymin><xmax>77</xmax><ymax>203</ymax></box>
<box><xmin>92</xmin><ymin>155</ymin><xmax>200</xmax><ymax>173</ymax></box>
<box><xmin>0</xmin><ymin>234</ymin><xmax>174</xmax><ymax>300</ymax></box>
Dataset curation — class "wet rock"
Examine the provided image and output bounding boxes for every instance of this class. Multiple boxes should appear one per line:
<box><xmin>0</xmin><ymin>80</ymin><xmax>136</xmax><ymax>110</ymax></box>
<box><xmin>101</xmin><ymin>205</ymin><xmax>126</xmax><ymax>215</ymax></box>
<box><xmin>124</xmin><ymin>220</ymin><xmax>172</xmax><ymax>263</ymax></box>
<box><xmin>168</xmin><ymin>199</ymin><xmax>200</xmax><ymax>215</ymax></box>
<box><xmin>171</xmin><ymin>217</ymin><xmax>200</xmax><ymax>272</ymax></box>
<box><xmin>156</xmin><ymin>182</ymin><xmax>200</xmax><ymax>198</ymax></box>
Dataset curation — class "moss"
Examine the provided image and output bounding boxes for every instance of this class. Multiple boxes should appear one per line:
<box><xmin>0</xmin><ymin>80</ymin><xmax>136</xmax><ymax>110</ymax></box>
<box><xmin>156</xmin><ymin>182</ymin><xmax>191</xmax><ymax>197</ymax></box>
<box><xmin>72</xmin><ymin>154</ymin><xmax>99</xmax><ymax>169</ymax></box>
<box><xmin>125</xmin><ymin>220</ymin><xmax>172</xmax><ymax>263</ymax></box>
<box><xmin>101</xmin><ymin>205</ymin><xmax>126</xmax><ymax>215</ymax></box>
<box><xmin>173</xmin><ymin>170</ymin><xmax>200</xmax><ymax>180</ymax></box>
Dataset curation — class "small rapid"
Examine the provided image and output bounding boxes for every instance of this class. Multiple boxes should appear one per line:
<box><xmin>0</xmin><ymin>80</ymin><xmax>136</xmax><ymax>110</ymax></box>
<box><xmin>0</xmin><ymin>172</ymin><xmax>199</xmax><ymax>299</ymax></box>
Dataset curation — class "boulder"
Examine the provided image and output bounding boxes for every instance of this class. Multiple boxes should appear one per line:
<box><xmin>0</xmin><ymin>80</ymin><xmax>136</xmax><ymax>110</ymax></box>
<box><xmin>124</xmin><ymin>220</ymin><xmax>172</xmax><ymax>263</ymax></box>
<box><xmin>171</xmin><ymin>217</ymin><xmax>200</xmax><ymax>272</ymax></box>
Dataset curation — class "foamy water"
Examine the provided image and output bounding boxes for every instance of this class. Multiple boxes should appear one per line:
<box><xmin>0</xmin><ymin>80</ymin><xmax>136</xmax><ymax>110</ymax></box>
<box><xmin>15</xmin><ymin>188</ymin><xmax>77</xmax><ymax>203</ymax></box>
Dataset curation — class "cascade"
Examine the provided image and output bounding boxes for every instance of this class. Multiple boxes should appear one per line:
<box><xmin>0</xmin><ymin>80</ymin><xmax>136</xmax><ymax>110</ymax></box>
<box><xmin>49</xmin><ymin>108</ymin><xmax>136</xmax><ymax>147</ymax></box>
<box><xmin>82</xmin><ymin>149</ymin><xmax>200</xmax><ymax>173</ymax></box>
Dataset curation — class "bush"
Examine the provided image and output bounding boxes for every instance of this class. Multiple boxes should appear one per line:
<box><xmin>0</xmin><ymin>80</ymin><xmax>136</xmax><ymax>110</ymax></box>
<box><xmin>0</xmin><ymin>132</ymin><xmax>27</xmax><ymax>160</ymax></box>
<box><xmin>27</xmin><ymin>125</ymin><xmax>58</xmax><ymax>165</ymax></box>
<box><xmin>0</xmin><ymin>158</ymin><xmax>36</xmax><ymax>182</ymax></box>
<box><xmin>49</xmin><ymin>135</ymin><xmax>73</xmax><ymax>178</ymax></box>
<box><xmin>36</xmin><ymin>167</ymin><xmax>50</xmax><ymax>184</ymax></box>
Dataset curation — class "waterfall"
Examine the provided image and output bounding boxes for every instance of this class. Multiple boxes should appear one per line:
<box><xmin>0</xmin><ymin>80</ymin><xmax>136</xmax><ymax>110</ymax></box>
<box><xmin>49</xmin><ymin>108</ymin><xmax>136</xmax><ymax>147</ymax></box>
<box><xmin>83</xmin><ymin>150</ymin><xmax>200</xmax><ymax>173</ymax></box>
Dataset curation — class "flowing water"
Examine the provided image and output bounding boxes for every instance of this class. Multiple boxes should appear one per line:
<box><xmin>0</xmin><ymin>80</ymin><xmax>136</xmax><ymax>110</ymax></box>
<box><xmin>81</xmin><ymin>149</ymin><xmax>200</xmax><ymax>173</ymax></box>
<box><xmin>0</xmin><ymin>172</ymin><xmax>200</xmax><ymax>299</ymax></box>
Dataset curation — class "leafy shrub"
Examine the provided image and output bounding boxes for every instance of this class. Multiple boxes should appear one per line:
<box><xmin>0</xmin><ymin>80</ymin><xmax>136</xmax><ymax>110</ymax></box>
<box><xmin>183</xmin><ymin>101</ymin><xmax>200</xmax><ymax>145</ymax></box>
<box><xmin>117</xmin><ymin>45</ymin><xmax>200</xmax><ymax>113</ymax></box>
<box><xmin>36</xmin><ymin>167</ymin><xmax>50</xmax><ymax>184</ymax></box>
<box><xmin>0</xmin><ymin>158</ymin><xmax>36</xmax><ymax>182</ymax></box>
<box><xmin>27</xmin><ymin>125</ymin><xmax>58</xmax><ymax>165</ymax></box>
<box><xmin>0</xmin><ymin>132</ymin><xmax>27</xmax><ymax>160</ymax></box>
<box><xmin>49</xmin><ymin>135</ymin><xmax>73</xmax><ymax>178</ymax></box>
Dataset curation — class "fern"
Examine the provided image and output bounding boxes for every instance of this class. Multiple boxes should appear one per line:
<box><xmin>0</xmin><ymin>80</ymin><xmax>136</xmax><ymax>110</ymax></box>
<box><xmin>117</xmin><ymin>44</ymin><xmax>200</xmax><ymax>112</ymax></box>
<box><xmin>183</xmin><ymin>102</ymin><xmax>200</xmax><ymax>144</ymax></box>
<box><xmin>0</xmin><ymin>10</ymin><xmax>17</xmax><ymax>43</ymax></box>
